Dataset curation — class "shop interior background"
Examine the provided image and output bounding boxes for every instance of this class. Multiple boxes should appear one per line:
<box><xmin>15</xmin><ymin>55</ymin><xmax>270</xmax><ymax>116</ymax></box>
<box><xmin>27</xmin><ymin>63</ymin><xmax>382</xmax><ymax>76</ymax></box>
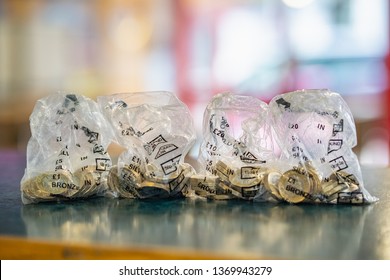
<box><xmin>0</xmin><ymin>0</ymin><xmax>389</xmax><ymax>166</ymax></box>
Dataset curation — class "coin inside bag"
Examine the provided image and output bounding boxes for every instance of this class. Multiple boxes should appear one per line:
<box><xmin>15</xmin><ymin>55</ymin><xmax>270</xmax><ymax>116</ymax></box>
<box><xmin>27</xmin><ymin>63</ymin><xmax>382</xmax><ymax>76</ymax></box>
<box><xmin>20</xmin><ymin>93</ymin><xmax>113</xmax><ymax>204</ymax></box>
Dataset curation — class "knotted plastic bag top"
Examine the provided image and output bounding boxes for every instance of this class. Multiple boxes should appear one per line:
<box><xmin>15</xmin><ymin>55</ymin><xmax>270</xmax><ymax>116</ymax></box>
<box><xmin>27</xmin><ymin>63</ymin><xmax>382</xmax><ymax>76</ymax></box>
<box><xmin>20</xmin><ymin>93</ymin><xmax>113</xmax><ymax>204</ymax></box>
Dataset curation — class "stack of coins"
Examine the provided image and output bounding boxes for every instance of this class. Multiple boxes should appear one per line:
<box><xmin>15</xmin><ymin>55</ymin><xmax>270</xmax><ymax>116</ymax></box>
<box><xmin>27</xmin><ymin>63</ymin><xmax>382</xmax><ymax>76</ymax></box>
<box><xmin>337</xmin><ymin>192</ymin><xmax>364</xmax><ymax>204</ymax></box>
<box><xmin>72</xmin><ymin>166</ymin><xmax>98</xmax><ymax>198</ymax></box>
<box><xmin>189</xmin><ymin>174</ymin><xmax>235</xmax><ymax>200</ymax></box>
<box><xmin>22</xmin><ymin>164</ymin><xmax>111</xmax><ymax>203</ymax></box>
<box><xmin>107</xmin><ymin>163</ymin><xmax>194</xmax><ymax>199</ymax></box>
<box><xmin>215</xmin><ymin>160</ymin><xmax>234</xmax><ymax>182</ymax></box>
<box><xmin>140</xmin><ymin>169</ymin><xmax>177</xmax><ymax>199</ymax></box>
<box><xmin>229</xmin><ymin>166</ymin><xmax>265</xmax><ymax>187</ymax></box>
<box><xmin>321</xmin><ymin>171</ymin><xmax>361</xmax><ymax>204</ymax></box>
<box><xmin>213</xmin><ymin>160</ymin><xmax>264</xmax><ymax>200</ymax></box>
<box><xmin>275</xmin><ymin>163</ymin><xmax>325</xmax><ymax>204</ymax></box>
<box><xmin>273</xmin><ymin>167</ymin><xmax>363</xmax><ymax>204</ymax></box>
<box><xmin>262</xmin><ymin>170</ymin><xmax>283</xmax><ymax>201</ymax></box>
<box><xmin>190</xmin><ymin>174</ymin><xmax>219</xmax><ymax>197</ymax></box>
<box><xmin>277</xmin><ymin>169</ymin><xmax>314</xmax><ymax>203</ymax></box>
<box><xmin>140</xmin><ymin>164</ymin><xmax>193</xmax><ymax>198</ymax></box>
<box><xmin>107</xmin><ymin>165</ymin><xmax>140</xmax><ymax>198</ymax></box>
<box><xmin>306</xmin><ymin>165</ymin><xmax>322</xmax><ymax>195</ymax></box>
<box><xmin>194</xmin><ymin>159</ymin><xmax>365</xmax><ymax>204</ymax></box>
<box><xmin>21</xmin><ymin>170</ymin><xmax>77</xmax><ymax>203</ymax></box>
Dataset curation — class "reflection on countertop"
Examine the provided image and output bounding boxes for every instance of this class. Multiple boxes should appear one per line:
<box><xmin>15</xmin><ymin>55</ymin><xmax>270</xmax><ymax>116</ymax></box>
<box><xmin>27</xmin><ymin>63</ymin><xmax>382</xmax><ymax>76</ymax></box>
<box><xmin>21</xmin><ymin>196</ymin><xmax>377</xmax><ymax>259</ymax></box>
<box><xmin>1</xmin><ymin>149</ymin><xmax>388</xmax><ymax>260</ymax></box>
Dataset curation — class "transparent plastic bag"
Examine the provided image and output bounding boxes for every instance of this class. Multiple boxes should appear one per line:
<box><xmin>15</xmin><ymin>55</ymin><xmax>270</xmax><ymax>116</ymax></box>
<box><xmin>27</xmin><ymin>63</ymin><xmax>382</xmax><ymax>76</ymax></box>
<box><xmin>266</xmin><ymin>89</ymin><xmax>377</xmax><ymax>204</ymax></box>
<box><xmin>20</xmin><ymin>93</ymin><xmax>113</xmax><ymax>204</ymax></box>
<box><xmin>98</xmin><ymin>91</ymin><xmax>196</xmax><ymax>199</ymax></box>
<box><xmin>191</xmin><ymin>92</ymin><xmax>275</xmax><ymax>200</ymax></box>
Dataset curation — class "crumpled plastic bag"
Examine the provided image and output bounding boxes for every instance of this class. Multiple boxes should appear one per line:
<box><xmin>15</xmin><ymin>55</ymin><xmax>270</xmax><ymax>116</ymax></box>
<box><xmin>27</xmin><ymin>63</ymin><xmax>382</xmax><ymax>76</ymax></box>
<box><xmin>20</xmin><ymin>93</ymin><xmax>113</xmax><ymax>204</ymax></box>
<box><xmin>191</xmin><ymin>92</ymin><xmax>275</xmax><ymax>200</ymax></box>
<box><xmin>265</xmin><ymin>89</ymin><xmax>377</xmax><ymax>204</ymax></box>
<box><xmin>98</xmin><ymin>91</ymin><xmax>196</xmax><ymax>199</ymax></box>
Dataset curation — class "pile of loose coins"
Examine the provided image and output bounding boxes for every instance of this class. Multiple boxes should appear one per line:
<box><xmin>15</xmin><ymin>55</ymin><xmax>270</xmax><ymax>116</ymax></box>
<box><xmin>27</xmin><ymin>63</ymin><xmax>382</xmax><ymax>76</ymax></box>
<box><xmin>107</xmin><ymin>163</ymin><xmax>194</xmax><ymax>199</ymax></box>
<box><xmin>21</xmin><ymin>166</ymin><xmax>106</xmax><ymax>203</ymax></box>
<box><xmin>188</xmin><ymin>160</ymin><xmax>365</xmax><ymax>204</ymax></box>
<box><xmin>189</xmin><ymin>160</ymin><xmax>264</xmax><ymax>200</ymax></box>
<box><xmin>22</xmin><ymin>160</ymin><xmax>365</xmax><ymax>204</ymax></box>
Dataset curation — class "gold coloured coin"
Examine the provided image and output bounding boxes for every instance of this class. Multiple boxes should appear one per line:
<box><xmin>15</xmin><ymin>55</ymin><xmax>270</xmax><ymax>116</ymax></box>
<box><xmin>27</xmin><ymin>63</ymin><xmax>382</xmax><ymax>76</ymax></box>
<box><xmin>321</xmin><ymin>171</ymin><xmax>342</xmax><ymax>192</ymax></box>
<box><xmin>21</xmin><ymin>175</ymin><xmax>52</xmax><ymax>202</ymax></box>
<box><xmin>305</xmin><ymin>166</ymin><xmax>321</xmax><ymax>195</ymax></box>
<box><xmin>145</xmin><ymin>169</ymin><xmax>180</xmax><ymax>185</ymax></box>
<box><xmin>38</xmin><ymin>170</ymin><xmax>74</xmax><ymax>197</ymax></box>
<box><xmin>293</xmin><ymin>164</ymin><xmax>321</xmax><ymax>196</ymax></box>
<box><xmin>325</xmin><ymin>184</ymin><xmax>349</xmax><ymax>201</ymax></box>
<box><xmin>107</xmin><ymin>166</ymin><xmax>120</xmax><ymax>192</ymax></box>
<box><xmin>215</xmin><ymin>160</ymin><xmax>234</xmax><ymax>182</ymax></box>
<box><xmin>336</xmin><ymin>171</ymin><xmax>360</xmax><ymax>192</ymax></box>
<box><xmin>139</xmin><ymin>164</ymin><xmax>193</xmax><ymax>198</ymax></box>
<box><xmin>73</xmin><ymin>165</ymin><xmax>99</xmax><ymax>198</ymax></box>
<box><xmin>336</xmin><ymin>171</ymin><xmax>359</xmax><ymax>184</ymax></box>
<box><xmin>321</xmin><ymin>171</ymin><xmax>359</xmax><ymax>202</ymax></box>
<box><xmin>121</xmin><ymin>165</ymin><xmax>142</xmax><ymax>184</ymax></box>
<box><xmin>347</xmin><ymin>183</ymin><xmax>359</xmax><ymax>192</ymax></box>
<box><xmin>233</xmin><ymin>184</ymin><xmax>260</xmax><ymax>199</ymax></box>
<box><xmin>144</xmin><ymin>163</ymin><xmax>180</xmax><ymax>184</ymax></box>
<box><xmin>190</xmin><ymin>174</ymin><xmax>219</xmax><ymax>197</ymax></box>
<box><xmin>229</xmin><ymin>165</ymin><xmax>264</xmax><ymax>187</ymax></box>
<box><xmin>214</xmin><ymin>181</ymin><xmax>236</xmax><ymax>200</ymax></box>
<box><xmin>139</xmin><ymin>180</ymin><xmax>170</xmax><ymax>198</ymax></box>
<box><xmin>118</xmin><ymin>166</ymin><xmax>142</xmax><ymax>198</ymax></box>
<box><xmin>107</xmin><ymin>166</ymin><xmax>136</xmax><ymax>198</ymax></box>
<box><xmin>278</xmin><ymin>169</ymin><xmax>312</xmax><ymax>203</ymax></box>
<box><xmin>263</xmin><ymin>171</ymin><xmax>283</xmax><ymax>201</ymax></box>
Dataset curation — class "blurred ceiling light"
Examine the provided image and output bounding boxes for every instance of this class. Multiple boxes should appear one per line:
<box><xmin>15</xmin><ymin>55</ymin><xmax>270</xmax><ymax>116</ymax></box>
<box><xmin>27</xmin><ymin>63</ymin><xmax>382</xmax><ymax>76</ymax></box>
<box><xmin>282</xmin><ymin>0</ymin><xmax>315</xmax><ymax>9</ymax></box>
<box><xmin>213</xmin><ymin>8</ymin><xmax>283</xmax><ymax>86</ymax></box>
<box><xmin>111</xmin><ymin>14</ymin><xmax>152</xmax><ymax>53</ymax></box>
<box><xmin>289</xmin><ymin>10</ymin><xmax>332</xmax><ymax>58</ymax></box>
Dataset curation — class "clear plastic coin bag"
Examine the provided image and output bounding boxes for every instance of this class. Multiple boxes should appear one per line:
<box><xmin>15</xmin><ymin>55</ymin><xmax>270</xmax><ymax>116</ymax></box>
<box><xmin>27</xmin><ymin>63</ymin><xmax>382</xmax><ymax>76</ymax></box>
<box><xmin>191</xmin><ymin>92</ymin><xmax>275</xmax><ymax>201</ymax></box>
<box><xmin>20</xmin><ymin>93</ymin><xmax>113</xmax><ymax>204</ymax></box>
<box><xmin>98</xmin><ymin>91</ymin><xmax>196</xmax><ymax>199</ymax></box>
<box><xmin>266</xmin><ymin>89</ymin><xmax>378</xmax><ymax>204</ymax></box>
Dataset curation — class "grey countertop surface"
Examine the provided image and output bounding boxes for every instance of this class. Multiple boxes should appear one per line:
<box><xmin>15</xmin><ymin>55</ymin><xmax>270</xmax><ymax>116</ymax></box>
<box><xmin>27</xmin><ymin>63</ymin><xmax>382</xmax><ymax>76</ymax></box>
<box><xmin>1</xmin><ymin>150</ymin><xmax>389</xmax><ymax>259</ymax></box>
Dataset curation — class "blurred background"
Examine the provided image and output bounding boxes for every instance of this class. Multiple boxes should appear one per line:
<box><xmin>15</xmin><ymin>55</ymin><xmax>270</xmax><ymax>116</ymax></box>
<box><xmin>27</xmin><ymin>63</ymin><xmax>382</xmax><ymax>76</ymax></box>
<box><xmin>0</xmin><ymin>0</ymin><xmax>389</xmax><ymax>166</ymax></box>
